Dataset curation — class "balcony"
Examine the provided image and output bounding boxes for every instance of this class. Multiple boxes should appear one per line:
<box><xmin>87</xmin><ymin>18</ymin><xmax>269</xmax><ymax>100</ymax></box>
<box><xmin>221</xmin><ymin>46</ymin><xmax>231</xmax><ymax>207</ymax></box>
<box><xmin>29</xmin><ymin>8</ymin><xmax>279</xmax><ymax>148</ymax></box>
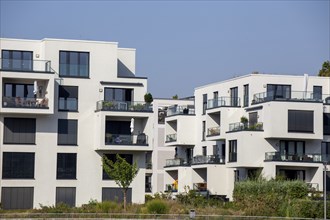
<box><xmin>165</xmin><ymin>133</ymin><xmax>177</xmax><ymax>143</ymax></box>
<box><xmin>2</xmin><ymin>96</ymin><xmax>49</xmax><ymax>109</ymax></box>
<box><xmin>0</xmin><ymin>58</ymin><xmax>53</xmax><ymax>73</ymax></box>
<box><xmin>207</xmin><ymin>126</ymin><xmax>220</xmax><ymax>136</ymax></box>
<box><xmin>207</xmin><ymin>97</ymin><xmax>240</xmax><ymax>109</ymax></box>
<box><xmin>167</xmin><ymin>105</ymin><xmax>195</xmax><ymax>116</ymax></box>
<box><xmin>192</xmin><ymin>155</ymin><xmax>225</xmax><ymax>165</ymax></box>
<box><xmin>165</xmin><ymin>183</ymin><xmax>178</xmax><ymax>193</ymax></box>
<box><xmin>193</xmin><ymin>182</ymin><xmax>207</xmax><ymax>192</ymax></box>
<box><xmin>265</xmin><ymin>152</ymin><xmax>323</xmax><ymax>163</ymax></box>
<box><xmin>96</xmin><ymin>100</ymin><xmax>152</xmax><ymax>112</ymax></box>
<box><xmin>228</xmin><ymin>122</ymin><xmax>263</xmax><ymax>132</ymax></box>
<box><xmin>165</xmin><ymin>158</ymin><xmax>191</xmax><ymax>167</ymax></box>
<box><xmin>105</xmin><ymin>133</ymin><xmax>148</xmax><ymax>146</ymax></box>
<box><xmin>252</xmin><ymin>91</ymin><xmax>324</xmax><ymax>105</ymax></box>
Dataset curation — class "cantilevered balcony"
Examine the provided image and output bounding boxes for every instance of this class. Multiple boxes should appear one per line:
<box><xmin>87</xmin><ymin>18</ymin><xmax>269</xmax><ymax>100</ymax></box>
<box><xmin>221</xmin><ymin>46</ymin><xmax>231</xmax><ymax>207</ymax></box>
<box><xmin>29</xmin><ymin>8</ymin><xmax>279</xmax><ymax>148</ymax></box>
<box><xmin>165</xmin><ymin>158</ymin><xmax>191</xmax><ymax>167</ymax></box>
<box><xmin>167</xmin><ymin>105</ymin><xmax>195</xmax><ymax>116</ymax></box>
<box><xmin>2</xmin><ymin>96</ymin><xmax>49</xmax><ymax>109</ymax></box>
<box><xmin>0</xmin><ymin>59</ymin><xmax>53</xmax><ymax>73</ymax></box>
<box><xmin>96</xmin><ymin>100</ymin><xmax>152</xmax><ymax>112</ymax></box>
<box><xmin>165</xmin><ymin>133</ymin><xmax>177</xmax><ymax>143</ymax></box>
<box><xmin>192</xmin><ymin>155</ymin><xmax>225</xmax><ymax>165</ymax></box>
<box><xmin>207</xmin><ymin>126</ymin><xmax>220</xmax><ymax>136</ymax></box>
<box><xmin>105</xmin><ymin>133</ymin><xmax>148</xmax><ymax>146</ymax></box>
<box><xmin>207</xmin><ymin>97</ymin><xmax>240</xmax><ymax>109</ymax></box>
<box><xmin>265</xmin><ymin>152</ymin><xmax>323</xmax><ymax>163</ymax></box>
<box><xmin>252</xmin><ymin>91</ymin><xmax>324</xmax><ymax>105</ymax></box>
<box><xmin>228</xmin><ymin>122</ymin><xmax>263</xmax><ymax>132</ymax></box>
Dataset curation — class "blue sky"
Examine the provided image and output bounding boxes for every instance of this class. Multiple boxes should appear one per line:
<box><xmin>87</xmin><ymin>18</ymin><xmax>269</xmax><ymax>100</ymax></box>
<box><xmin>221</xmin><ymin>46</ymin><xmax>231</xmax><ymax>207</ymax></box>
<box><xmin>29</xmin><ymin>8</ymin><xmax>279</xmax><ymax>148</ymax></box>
<box><xmin>1</xmin><ymin>0</ymin><xmax>329</xmax><ymax>98</ymax></box>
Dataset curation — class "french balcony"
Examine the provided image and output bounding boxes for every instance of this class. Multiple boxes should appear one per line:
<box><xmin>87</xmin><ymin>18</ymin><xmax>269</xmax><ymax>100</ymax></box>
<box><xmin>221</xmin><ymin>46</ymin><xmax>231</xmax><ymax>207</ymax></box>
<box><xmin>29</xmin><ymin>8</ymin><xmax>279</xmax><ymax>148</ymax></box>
<box><xmin>207</xmin><ymin>97</ymin><xmax>241</xmax><ymax>109</ymax></box>
<box><xmin>165</xmin><ymin>158</ymin><xmax>191</xmax><ymax>167</ymax></box>
<box><xmin>96</xmin><ymin>100</ymin><xmax>152</xmax><ymax>112</ymax></box>
<box><xmin>165</xmin><ymin>133</ymin><xmax>177</xmax><ymax>143</ymax></box>
<box><xmin>167</xmin><ymin>105</ymin><xmax>195</xmax><ymax>116</ymax></box>
<box><xmin>192</xmin><ymin>155</ymin><xmax>225</xmax><ymax>165</ymax></box>
<box><xmin>105</xmin><ymin>133</ymin><xmax>148</xmax><ymax>146</ymax></box>
<box><xmin>0</xmin><ymin>59</ymin><xmax>53</xmax><ymax>73</ymax></box>
<box><xmin>207</xmin><ymin>126</ymin><xmax>220</xmax><ymax>136</ymax></box>
<box><xmin>228</xmin><ymin>122</ymin><xmax>263</xmax><ymax>132</ymax></box>
<box><xmin>2</xmin><ymin>96</ymin><xmax>49</xmax><ymax>109</ymax></box>
<box><xmin>265</xmin><ymin>152</ymin><xmax>324</xmax><ymax>163</ymax></box>
<box><xmin>252</xmin><ymin>91</ymin><xmax>324</xmax><ymax>105</ymax></box>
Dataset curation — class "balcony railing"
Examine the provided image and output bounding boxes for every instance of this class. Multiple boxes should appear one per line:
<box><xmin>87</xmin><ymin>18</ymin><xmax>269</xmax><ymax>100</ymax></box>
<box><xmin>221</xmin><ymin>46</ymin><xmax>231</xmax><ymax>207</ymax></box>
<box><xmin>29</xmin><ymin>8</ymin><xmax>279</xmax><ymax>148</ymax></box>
<box><xmin>2</xmin><ymin>96</ymin><xmax>49</xmax><ymax>108</ymax></box>
<box><xmin>229</xmin><ymin>122</ymin><xmax>263</xmax><ymax>132</ymax></box>
<box><xmin>96</xmin><ymin>100</ymin><xmax>152</xmax><ymax>112</ymax></box>
<box><xmin>165</xmin><ymin>183</ymin><xmax>178</xmax><ymax>192</ymax></box>
<box><xmin>207</xmin><ymin>126</ymin><xmax>220</xmax><ymax>136</ymax></box>
<box><xmin>252</xmin><ymin>91</ymin><xmax>324</xmax><ymax>104</ymax></box>
<box><xmin>207</xmin><ymin>97</ymin><xmax>241</xmax><ymax>109</ymax></box>
<box><xmin>105</xmin><ymin>133</ymin><xmax>148</xmax><ymax>145</ymax></box>
<box><xmin>167</xmin><ymin>105</ymin><xmax>195</xmax><ymax>116</ymax></box>
<box><xmin>165</xmin><ymin>158</ymin><xmax>190</xmax><ymax>167</ymax></box>
<box><xmin>192</xmin><ymin>155</ymin><xmax>225</xmax><ymax>165</ymax></box>
<box><xmin>265</xmin><ymin>152</ymin><xmax>324</xmax><ymax>162</ymax></box>
<box><xmin>0</xmin><ymin>58</ymin><xmax>53</xmax><ymax>73</ymax></box>
<box><xmin>165</xmin><ymin>133</ymin><xmax>177</xmax><ymax>142</ymax></box>
<box><xmin>193</xmin><ymin>182</ymin><xmax>207</xmax><ymax>191</ymax></box>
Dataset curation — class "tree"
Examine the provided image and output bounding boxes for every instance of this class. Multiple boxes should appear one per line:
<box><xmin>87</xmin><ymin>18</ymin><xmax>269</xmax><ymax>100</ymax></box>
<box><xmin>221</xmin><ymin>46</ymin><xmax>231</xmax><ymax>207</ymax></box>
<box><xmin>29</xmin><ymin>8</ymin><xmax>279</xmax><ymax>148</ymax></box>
<box><xmin>102</xmin><ymin>154</ymin><xmax>139</xmax><ymax>211</ymax></box>
<box><xmin>144</xmin><ymin>93</ymin><xmax>153</xmax><ymax>103</ymax></box>
<box><xmin>318</xmin><ymin>60</ymin><xmax>330</xmax><ymax>77</ymax></box>
<box><xmin>172</xmin><ymin>94</ymin><xmax>178</xmax><ymax>99</ymax></box>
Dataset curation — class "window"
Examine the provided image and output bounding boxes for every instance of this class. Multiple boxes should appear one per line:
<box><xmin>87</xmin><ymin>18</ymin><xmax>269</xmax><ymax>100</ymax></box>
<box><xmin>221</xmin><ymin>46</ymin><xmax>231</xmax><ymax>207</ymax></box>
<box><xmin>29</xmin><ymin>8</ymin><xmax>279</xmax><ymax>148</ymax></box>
<box><xmin>229</xmin><ymin>140</ymin><xmax>237</xmax><ymax>162</ymax></box>
<box><xmin>267</xmin><ymin>84</ymin><xmax>291</xmax><ymax>100</ymax></box>
<box><xmin>324</xmin><ymin>113</ymin><xmax>330</xmax><ymax>135</ymax></box>
<box><xmin>288</xmin><ymin>110</ymin><xmax>314</xmax><ymax>133</ymax></box>
<box><xmin>4</xmin><ymin>118</ymin><xmax>36</xmax><ymax>144</ymax></box>
<box><xmin>243</xmin><ymin>84</ymin><xmax>249</xmax><ymax>107</ymax></box>
<box><xmin>1</xmin><ymin>50</ymin><xmax>33</xmax><ymax>71</ymax></box>
<box><xmin>103</xmin><ymin>154</ymin><xmax>133</xmax><ymax>180</ymax></box>
<box><xmin>202</xmin><ymin>146</ymin><xmax>207</xmax><ymax>156</ymax></box>
<box><xmin>102</xmin><ymin>187</ymin><xmax>132</xmax><ymax>203</ymax></box>
<box><xmin>230</xmin><ymin>87</ymin><xmax>238</xmax><ymax>106</ymax></box>
<box><xmin>58</xmin><ymin>119</ymin><xmax>78</xmax><ymax>145</ymax></box>
<box><xmin>249</xmin><ymin>112</ymin><xmax>258</xmax><ymax>126</ymax></box>
<box><xmin>1</xmin><ymin>187</ymin><xmax>34</xmax><ymax>209</ymax></box>
<box><xmin>202</xmin><ymin>121</ymin><xmax>206</xmax><ymax>141</ymax></box>
<box><xmin>57</xmin><ymin>153</ymin><xmax>77</xmax><ymax>179</ymax></box>
<box><xmin>234</xmin><ymin>170</ymin><xmax>240</xmax><ymax>182</ymax></box>
<box><xmin>2</xmin><ymin>152</ymin><xmax>35</xmax><ymax>179</ymax></box>
<box><xmin>56</xmin><ymin>187</ymin><xmax>76</xmax><ymax>207</ymax></box>
<box><xmin>4</xmin><ymin>83</ymin><xmax>34</xmax><ymax>98</ymax></box>
<box><xmin>313</xmin><ymin>86</ymin><xmax>322</xmax><ymax>100</ymax></box>
<box><xmin>59</xmin><ymin>51</ymin><xmax>89</xmax><ymax>77</ymax></box>
<box><xmin>58</xmin><ymin>86</ymin><xmax>78</xmax><ymax>111</ymax></box>
<box><xmin>321</xmin><ymin>142</ymin><xmax>330</xmax><ymax>162</ymax></box>
<box><xmin>202</xmin><ymin>94</ymin><xmax>207</xmax><ymax>114</ymax></box>
<box><xmin>104</xmin><ymin>88</ymin><xmax>133</xmax><ymax>102</ymax></box>
<box><xmin>280</xmin><ymin>140</ymin><xmax>305</xmax><ymax>157</ymax></box>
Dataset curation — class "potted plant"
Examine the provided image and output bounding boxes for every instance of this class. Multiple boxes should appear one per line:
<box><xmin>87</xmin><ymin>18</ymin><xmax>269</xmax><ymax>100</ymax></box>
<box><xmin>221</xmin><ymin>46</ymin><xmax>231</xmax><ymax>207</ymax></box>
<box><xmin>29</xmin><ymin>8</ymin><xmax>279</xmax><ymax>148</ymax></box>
<box><xmin>103</xmin><ymin>101</ymin><xmax>114</xmax><ymax>110</ymax></box>
<box><xmin>144</xmin><ymin>93</ymin><xmax>153</xmax><ymax>104</ymax></box>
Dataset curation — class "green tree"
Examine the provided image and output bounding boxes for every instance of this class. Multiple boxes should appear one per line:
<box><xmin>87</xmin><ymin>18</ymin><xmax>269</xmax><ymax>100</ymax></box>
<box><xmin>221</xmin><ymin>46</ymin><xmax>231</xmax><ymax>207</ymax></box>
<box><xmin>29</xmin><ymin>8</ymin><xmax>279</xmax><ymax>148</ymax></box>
<box><xmin>144</xmin><ymin>93</ymin><xmax>153</xmax><ymax>103</ymax></box>
<box><xmin>102</xmin><ymin>154</ymin><xmax>139</xmax><ymax>211</ymax></box>
<box><xmin>318</xmin><ymin>60</ymin><xmax>330</xmax><ymax>76</ymax></box>
<box><xmin>172</xmin><ymin>94</ymin><xmax>178</xmax><ymax>99</ymax></box>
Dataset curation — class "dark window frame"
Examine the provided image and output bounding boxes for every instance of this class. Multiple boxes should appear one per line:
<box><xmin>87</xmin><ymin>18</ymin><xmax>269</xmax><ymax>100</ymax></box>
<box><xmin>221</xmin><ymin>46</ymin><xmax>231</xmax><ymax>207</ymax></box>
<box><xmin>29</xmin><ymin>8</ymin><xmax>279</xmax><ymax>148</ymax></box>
<box><xmin>2</xmin><ymin>152</ymin><xmax>35</xmax><ymax>179</ymax></box>
<box><xmin>230</xmin><ymin>87</ymin><xmax>238</xmax><ymax>107</ymax></box>
<box><xmin>243</xmin><ymin>84</ymin><xmax>249</xmax><ymax>107</ymax></box>
<box><xmin>58</xmin><ymin>85</ymin><xmax>78</xmax><ymax>112</ymax></box>
<box><xmin>267</xmin><ymin>84</ymin><xmax>291</xmax><ymax>100</ymax></box>
<box><xmin>1</xmin><ymin>50</ymin><xmax>33</xmax><ymax>71</ymax></box>
<box><xmin>104</xmin><ymin>87</ymin><xmax>133</xmax><ymax>102</ymax></box>
<box><xmin>324</xmin><ymin>113</ymin><xmax>330</xmax><ymax>135</ymax></box>
<box><xmin>59</xmin><ymin>51</ymin><xmax>90</xmax><ymax>78</ymax></box>
<box><xmin>57</xmin><ymin>119</ymin><xmax>78</xmax><ymax>146</ymax></box>
<box><xmin>56</xmin><ymin>153</ymin><xmax>77</xmax><ymax>180</ymax></box>
<box><xmin>288</xmin><ymin>110</ymin><xmax>314</xmax><ymax>133</ymax></box>
<box><xmin>202</xmin><ymin>94</ymin><xmax>207</xmax><ymax>114</ymax></box>
<box><xmin>229</xmin><ymin>140</ymin><xmax>237</xmax><ymax>162</ymax></box>
<box><xmin>3</xmin><ymin>118</ymin><xmax>36</xmax><ymax>145</ymax></box>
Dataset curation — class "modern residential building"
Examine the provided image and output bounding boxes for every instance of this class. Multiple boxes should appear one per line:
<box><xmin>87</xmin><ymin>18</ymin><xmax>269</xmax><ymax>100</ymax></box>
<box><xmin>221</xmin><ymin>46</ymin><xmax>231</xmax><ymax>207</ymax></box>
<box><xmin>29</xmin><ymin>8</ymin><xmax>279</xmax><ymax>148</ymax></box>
<box><xmin>164</xmin><ymin>73</ymin><xmax>330</xmax><ymax>200</ymax></box>
<box><xmin>0</xmin><ymin>38</ymin><xmax>154</xmax><ymax>209</ymax></box>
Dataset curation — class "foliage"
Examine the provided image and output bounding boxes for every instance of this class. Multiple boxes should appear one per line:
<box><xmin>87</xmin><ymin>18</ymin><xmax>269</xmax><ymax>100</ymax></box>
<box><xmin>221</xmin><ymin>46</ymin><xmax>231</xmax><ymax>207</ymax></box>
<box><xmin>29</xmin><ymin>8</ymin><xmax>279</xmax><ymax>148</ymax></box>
<box><xmin>102</xmin><ymin>154</ymin><xmax>139</xmax><ymax>210</ymax></box>
<box><xmin>240</xmin><ymin>116</ymin><xmax>248</xmax><ymax>124</ymax></box>
<box><xmin>146</xmin><ymin>199</ymin><xmax>169</xmax><ymax>214</ymax></box>
<box><xmin>172</xmin><ymin>94</ymin><xmax>178</xmax><ymax>99</ymax></box>
<box><xmin>144</xmin><ymin>93</ymin><xmax>153</xmax><ymax>103</ymax></box>
<box><xmin>38</xmin><ymin>203</ymin><xmax>72</xmax><ymax>213</ymax></box>
<box><xmin>285</xmin><ymin>199</ymin><xmax>329</xmax><ymax>218</ymax></box>
<box><xmin>318</xmin><ymin>60</ymin><xmax>330</xmax><ymax>77</ymax></box>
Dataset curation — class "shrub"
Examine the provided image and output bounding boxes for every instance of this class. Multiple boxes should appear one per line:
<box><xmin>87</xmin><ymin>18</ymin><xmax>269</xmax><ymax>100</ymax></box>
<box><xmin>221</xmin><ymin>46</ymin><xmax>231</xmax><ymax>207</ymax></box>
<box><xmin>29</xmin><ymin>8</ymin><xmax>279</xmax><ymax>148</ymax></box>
<box><xmin>146</xmin><ymin>199</ymin><xmax>169</xmax><ymax>214</ymax></box>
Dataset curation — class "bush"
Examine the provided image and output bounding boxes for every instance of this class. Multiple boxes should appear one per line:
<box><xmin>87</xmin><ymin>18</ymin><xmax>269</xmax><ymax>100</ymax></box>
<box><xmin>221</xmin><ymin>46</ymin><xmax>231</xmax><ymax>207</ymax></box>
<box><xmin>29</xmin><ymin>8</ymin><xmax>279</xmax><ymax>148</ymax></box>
<box><xmin>146</xmin><ymin>199</ymin><xmax>169</xmax><ymax>214</ymax></box>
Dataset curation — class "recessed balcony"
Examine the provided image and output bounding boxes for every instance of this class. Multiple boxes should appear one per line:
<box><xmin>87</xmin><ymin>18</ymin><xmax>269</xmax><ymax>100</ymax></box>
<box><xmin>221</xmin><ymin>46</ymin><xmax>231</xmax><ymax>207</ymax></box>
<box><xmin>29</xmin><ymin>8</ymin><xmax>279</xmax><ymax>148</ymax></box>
<box><xmin>105</xmin><ymin>133</ymin><xmax>148</xmax><ymax>146</ymax></box>
<box><xmin>207</xmin><ymin>126</ymin><xmax>220</xmax><ymax>137</ymax></box>
<box><xmin>0</xmin><ymin>58</ymin><xmax>53</xmax><ymax>73</ymax></box>
<box><xmin>96</xmin><ymin>100</ymin><xmax>152</xmax><ymax>112</ymax></box>
<box><xmin>2</xmin><ymin>96</ymin><xmax>49</xmax><ymax>109</ymax></box>
<box><xmin>265</xmin><ymin>152</ymin><xmax>324</xmax><ymax>163</ymax></box>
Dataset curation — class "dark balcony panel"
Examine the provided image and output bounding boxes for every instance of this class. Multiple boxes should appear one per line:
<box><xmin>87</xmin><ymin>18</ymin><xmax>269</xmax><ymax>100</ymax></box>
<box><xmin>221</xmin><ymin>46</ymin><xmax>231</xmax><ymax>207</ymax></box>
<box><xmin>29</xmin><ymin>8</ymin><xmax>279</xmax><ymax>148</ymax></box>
<box><xmin>192</xmin><ymin>155</ymin><xmax>225</xmax><ymax>165</ymax></box>
<box><xmin>207</xmin><ymin>97</ymin><xmax>241</xmax><ymax>109</ymax></box>
<box><xmin>265</xmin><ymin>152</ymin><xmax>323</xmax><ymax>163</ymax></box>
<box><xmin>96</xmin><ymin>100</ymin><xmax>152</xmax><ymax>112</ymax></box>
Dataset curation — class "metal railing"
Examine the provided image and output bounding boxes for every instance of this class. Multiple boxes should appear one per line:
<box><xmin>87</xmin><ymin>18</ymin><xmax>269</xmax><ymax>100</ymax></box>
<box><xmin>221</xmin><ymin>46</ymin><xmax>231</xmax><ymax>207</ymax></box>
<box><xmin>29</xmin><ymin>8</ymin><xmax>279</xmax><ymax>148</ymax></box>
<box><xmin>165</xmin><ymin>183</ymin><xmax>178</xmax><ymax>192</ymax></box>
<box><xmin>192</xmin><ymin>155</ymin><xmax>225</xmax><ymax>165</ymax></box>
<box><xmin>265</xmin><ymin>152</ymin><xmax>323</xmax><ymax>162</ymax></box>
<box><xmin>252</xmin><ymin>91</ymin><xmax>324</xmax><ymax>104</ymax></box>
<box><xmin>193</xmin><ymin>182</ymin><xmax>208</xmax><ymax>191</ymax></box>
<box><xmin>207</xmin><ymin>126</ymin><xmax>220</xmax><ymax>136</ymax></box>
<box><xmin>105</xmin><ymin>133</ymin><xmax>148</xmax><ymax>145</ymax></box>
<box><xmin>207</xmin><ymin>97</ymin><xmax>241</xmax><ymax>109</ymax></box>
<box><xmin>167</xmin><ymin>105</ymin><xmax>195</xmax><ymax>116</ymax></box>
<box><xmin>165</xmin><ymin>158</ymin><xmax>190</xmax><ymax>167</ymax></box>
<box><xmin>2</xmin><ymin>96</ymin><xmax>49</xmax><ymax>108</ymax></box>
<box><xmin>96</xmin><ymin>100</ymin><xmax>152</xmax><ymax>112</ymax></box>
<box><xmin>165</xmin><ymin>133</ymin><xmax>177</xmax><ymax>142</ymax></box>
<box><xmin>0</xmin><ymin>58</ymin><xmax>53</xmax><ymax>73</ymax></box>
<box><xmin>229</xmin><ymin>122</ymin><xmax>263</xmax><ymax>132</ymax></box>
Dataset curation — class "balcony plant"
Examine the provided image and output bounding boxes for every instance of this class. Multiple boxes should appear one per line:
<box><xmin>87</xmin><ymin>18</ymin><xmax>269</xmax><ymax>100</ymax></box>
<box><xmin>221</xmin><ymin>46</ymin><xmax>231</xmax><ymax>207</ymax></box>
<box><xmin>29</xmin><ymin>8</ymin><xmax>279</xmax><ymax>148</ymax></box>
<box><xmin>103</xmin><ymin>101</ymin><xmax>115</xmax><ymax>110</ymax></box>
<box><xmin>132</xmin><ymin>103</ymin><xmax>144</xmax><ymax>111</ymax></box>
<box><xmin>144</xmin><ymin>93</ymin><xmax>153</xmax><ymax>104</ymax></box>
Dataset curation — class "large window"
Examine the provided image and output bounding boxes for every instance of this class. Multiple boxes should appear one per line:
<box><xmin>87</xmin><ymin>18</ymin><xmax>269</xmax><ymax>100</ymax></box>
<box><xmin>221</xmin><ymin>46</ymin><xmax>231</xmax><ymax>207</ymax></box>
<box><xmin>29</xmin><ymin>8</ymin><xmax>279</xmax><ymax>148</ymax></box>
<box><xmin>4</xmin><ymin>118</ymin><xmax>36</xmax><ymax>144</ymax></box>
<box><xmin>59</xmin><ymin>51</ymin><xmax>89</xmax><ymax>77</ymax></box>
<box><xmin>229</xmin><ymin>140</ymin><xmax>237</xmax><ymax>162</ymax></box>
<box><xmin>2</xmin><ymin>152</ymin><xmax>35</xmax><ymax>179</ymax></box>
<box><xmin>1</xmin><ymin>187</ymin><xmax>34</xmax><ymax>209</ymax></box>
<box><xmin>324</xmin><ymin>113</ymin><xmax>330</xmax><ymax>135</ymax></box>
<box><xmin>280</xmin><ymin>140</ymin><xmax>305</xmax><ymax>156</ymax></box>
<box><xmin>1</xmin><ymin>50</ymin><xmax>33</xmax><ymax>71</ymax></box>
<box><xmin>58</xmin><ymin>119</ymin><xmax>78</xmax><ymax>145</ymax></box>
<box><xmin>4</xmin><ymin>83</ymin><xmax>34</xmax><ymax>98</ymax></box>
<box><xmin>58</xmin><ymin>86</ymin><xmax>78</xmax><ymax>111</ymax></box>
<box><xmin>57</xmin><ymin>153</ymin><xmax>77</xmax><ymax>179</ymax></box>
<box><xmin>322</xmin><ymin>142</ymin><xmax>330</xmax><ymax>162</ymax></box>
<box><xmin>288</xmin><ymin>110</ymin><xmax>314</xmax><ymax>133</ymax></box>
<box><xmin>267</xmin><ymin>84</ymin><xmax>291</xmax><ymax>100</ymax></box>
<box><xmin>230</xmin><ymin>87</ymin><xmax>238</xmax><ymax>106</ymax></box>
<box><xmin>313</xmin><ymin>86</ymin><xmax>322</xmax><ymax>100</ymax></box>
<box><xmin>243</xmin><ymin>84</ymin><xmax>249</xmax><ymax>107</ymax></box>
<box><xmin>202</xmin><ymin>94</ymin><xmax>207</xmax><ymax>114</ymax></box>
<box><xmin>104</xmin><ymin>88</ymin><xmax>132</xmax><ymax>102</ymax></box>
<box><xmin>56</xmin><ymin>187</ymin><xmax>76</xmax><ymax>207</ymax></box>
<box><xmin>103</xmin><ymin>154</ymin><xmax>133</xmax><ymax>180</ymax></box>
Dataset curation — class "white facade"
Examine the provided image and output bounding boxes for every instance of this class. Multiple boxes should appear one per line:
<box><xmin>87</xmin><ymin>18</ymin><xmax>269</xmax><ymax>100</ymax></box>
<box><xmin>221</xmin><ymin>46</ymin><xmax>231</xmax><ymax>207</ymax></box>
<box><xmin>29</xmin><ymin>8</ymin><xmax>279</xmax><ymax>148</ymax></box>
<box><xmin>0</xmin><ymin>38</ymin><xmax>153</xmax><ymax>209</ymax></box>
<box><xmin>164</xmin><ymin>73</ymin><xmax>330</xmax><ymax>200</ymax></box>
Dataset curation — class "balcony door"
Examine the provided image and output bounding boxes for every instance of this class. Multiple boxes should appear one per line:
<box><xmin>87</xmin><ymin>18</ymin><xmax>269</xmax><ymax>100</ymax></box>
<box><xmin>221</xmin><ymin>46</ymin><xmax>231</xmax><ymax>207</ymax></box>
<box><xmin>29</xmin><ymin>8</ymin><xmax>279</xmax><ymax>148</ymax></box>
<box><xmin>280</xmin><ymin>140</ymin><xmax>305</xmax><ymax>159</ymax></box>
<box><xmin>267</xmin><ymin>84</ymin><xmax>291</xmax><ymax>100</ymax></box>
<box><xmin>2</xmin><ymin>50</ymin><xmax>33</xmax><ymax>71</ymax></box>
<box><xmin>104</xmin><ymin>88</ymin><xmax>133</xmax><ymax>102</ymax></box>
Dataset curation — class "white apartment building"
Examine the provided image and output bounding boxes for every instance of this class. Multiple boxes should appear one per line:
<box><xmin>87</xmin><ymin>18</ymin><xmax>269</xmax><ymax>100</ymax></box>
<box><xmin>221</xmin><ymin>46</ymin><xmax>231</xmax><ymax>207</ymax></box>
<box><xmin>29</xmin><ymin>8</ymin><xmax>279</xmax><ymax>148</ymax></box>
<box><xmin>0</xmin><ymin>38</ymin><xmax>155</xmax><ymax>209</ymax></box>
<box><xmin>164</xmin><ymin>73</ymin><xmax>330</xmax><ymax>200</ymax></box>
